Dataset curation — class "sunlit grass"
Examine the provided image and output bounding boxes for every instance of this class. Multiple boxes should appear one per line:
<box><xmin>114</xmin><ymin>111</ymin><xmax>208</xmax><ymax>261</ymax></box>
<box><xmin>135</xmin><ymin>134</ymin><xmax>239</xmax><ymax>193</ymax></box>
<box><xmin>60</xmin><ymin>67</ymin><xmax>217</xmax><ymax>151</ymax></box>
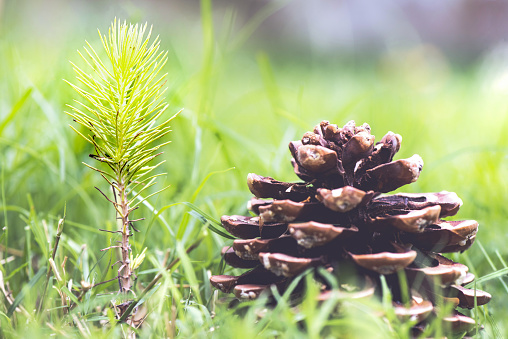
<box><xmin>0</xmin><ymin>1</ymin><xmax>507</xmax><ymax>338</ymax></box>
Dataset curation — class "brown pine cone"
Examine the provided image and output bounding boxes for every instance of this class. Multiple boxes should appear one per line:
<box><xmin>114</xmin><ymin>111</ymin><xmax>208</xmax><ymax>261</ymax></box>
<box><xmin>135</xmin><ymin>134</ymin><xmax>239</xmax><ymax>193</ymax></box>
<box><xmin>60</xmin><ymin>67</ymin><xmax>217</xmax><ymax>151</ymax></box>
<box><xmin>211</xmin><ymin>120</ymin><xmax>490</xmax><ymax>335</ymax></box>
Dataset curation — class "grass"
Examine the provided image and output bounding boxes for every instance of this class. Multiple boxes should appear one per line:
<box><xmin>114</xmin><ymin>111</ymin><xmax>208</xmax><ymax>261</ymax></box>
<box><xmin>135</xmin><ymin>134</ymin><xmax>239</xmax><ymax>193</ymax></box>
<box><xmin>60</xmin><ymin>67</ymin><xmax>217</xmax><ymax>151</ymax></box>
<box><xmin>1</xmin><ymin>1</ymin><xmax>507</xmax><ymax>338</ymax></box>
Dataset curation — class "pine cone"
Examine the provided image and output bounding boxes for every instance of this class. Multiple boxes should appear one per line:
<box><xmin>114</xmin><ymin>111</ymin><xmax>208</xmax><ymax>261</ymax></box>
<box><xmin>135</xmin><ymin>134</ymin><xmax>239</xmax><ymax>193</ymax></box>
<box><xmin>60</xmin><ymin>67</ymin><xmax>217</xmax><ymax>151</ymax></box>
<box><xmin>210</xmin><ymin>120</ymin><xmax>490</xmax><ymax>335</ymax></box>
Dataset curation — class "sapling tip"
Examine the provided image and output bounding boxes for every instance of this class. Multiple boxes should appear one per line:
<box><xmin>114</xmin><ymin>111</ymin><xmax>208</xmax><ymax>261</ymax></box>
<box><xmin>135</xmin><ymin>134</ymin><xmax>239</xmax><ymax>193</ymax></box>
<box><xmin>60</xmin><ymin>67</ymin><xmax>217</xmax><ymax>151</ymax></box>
<box><xmin>66</xmin><ymin>18</ymin><xmax>178</xmax><ymax>296</ymax></box>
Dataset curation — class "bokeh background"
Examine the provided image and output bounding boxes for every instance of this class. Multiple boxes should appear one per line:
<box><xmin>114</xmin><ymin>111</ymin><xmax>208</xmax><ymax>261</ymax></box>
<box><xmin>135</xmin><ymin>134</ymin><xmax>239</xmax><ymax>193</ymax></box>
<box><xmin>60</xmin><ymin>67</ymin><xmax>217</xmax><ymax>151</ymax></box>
<box><xmin>1</xmin><ymin>0</ymin><xmax>507</xmax><ymax>337</ymax></box>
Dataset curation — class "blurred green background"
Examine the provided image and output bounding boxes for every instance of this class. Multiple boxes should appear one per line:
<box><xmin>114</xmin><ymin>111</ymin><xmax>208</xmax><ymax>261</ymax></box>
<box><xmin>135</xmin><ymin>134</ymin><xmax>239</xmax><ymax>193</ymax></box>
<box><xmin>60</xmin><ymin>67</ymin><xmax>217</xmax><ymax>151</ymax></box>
<box><xmin>0</xmin><ymin>0</ymin><xmax>507</xmax><ymax>337</ymax></box>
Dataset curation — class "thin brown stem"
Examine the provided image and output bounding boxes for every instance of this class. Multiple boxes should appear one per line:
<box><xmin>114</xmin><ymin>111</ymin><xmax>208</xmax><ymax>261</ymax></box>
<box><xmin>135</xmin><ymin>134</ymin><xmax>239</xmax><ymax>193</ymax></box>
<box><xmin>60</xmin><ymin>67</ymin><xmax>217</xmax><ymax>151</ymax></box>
<box><xmin>37</xmin><ymin>216</ymin><xmax>65</xmax><ymax>314</ymax></box>
<box><xmin>117</xmin><ymin>181</ymin><xmax>133</xmax><ymax>294</ymax></box>
<box><xmin>95</xmin><ymin>186</ymin><xmax>119</xmax><ymax>206</ymax></box>
<box><xmin>99</xmin><ymin>229</ymin><xmax>123</xmax><ymax>234</ymax></box>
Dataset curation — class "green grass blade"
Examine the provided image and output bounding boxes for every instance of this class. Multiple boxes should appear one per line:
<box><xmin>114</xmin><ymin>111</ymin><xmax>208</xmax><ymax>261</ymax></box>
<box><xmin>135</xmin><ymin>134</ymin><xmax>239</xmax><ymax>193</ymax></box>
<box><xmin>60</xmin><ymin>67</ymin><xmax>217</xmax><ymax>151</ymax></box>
<box><xmin>182</xmin><ymin>202</ymin><xmax>235</xmax><ymax>239</ymax></box>
<box><xmin>465</xmin><ymin>267</ymin><xmax>508</xmax><ymax>288</ymax></box>
<box><xmin>0</xmin><ymin>88</ymin><xmax>32</xmax><ymax>135</ymax></box>
<box><xmin>61</xmin><ymin>286</ymin><xmax>81</xmax><ymax>306</ymax></box>
<box><xmin>7</xmin><ymin>266</ymin><xmax>47</xmax><ymax>317</ymax></box>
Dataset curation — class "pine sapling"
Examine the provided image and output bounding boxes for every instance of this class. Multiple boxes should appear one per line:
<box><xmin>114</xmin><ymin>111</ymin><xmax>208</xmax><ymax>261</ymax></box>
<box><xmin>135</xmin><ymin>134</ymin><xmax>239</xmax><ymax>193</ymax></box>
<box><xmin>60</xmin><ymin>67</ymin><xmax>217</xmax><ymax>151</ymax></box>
<box><xmin>66</xmin><ymin>19</ymin><xmax>178</xmax><ymax>295</ymax></box>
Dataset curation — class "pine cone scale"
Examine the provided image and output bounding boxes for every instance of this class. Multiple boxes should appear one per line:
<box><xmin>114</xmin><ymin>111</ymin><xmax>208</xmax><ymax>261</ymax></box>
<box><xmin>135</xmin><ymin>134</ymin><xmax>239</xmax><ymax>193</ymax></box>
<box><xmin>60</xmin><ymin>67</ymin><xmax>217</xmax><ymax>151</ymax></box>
<box><xmin>450</xmin><ymin>284</ymin><xmax>492</xmax><ymax>308</ymax></box>
<box><xmin>288</xmin><ymin>222</ymin><xmax>358</xmax><ymax>248</ymax></box>
<box><xmin>363</xmin><ymin>155</ymin><xmax>424</xmax><ymax>192</ymax></box>
<box><xmin>247</xmin><ymin>173</ymin><xmax>313</xmax><ymax>200</ymax></box>
<box><xmin>259</xmin><ymin>252</ymin><xmax>324</xmax><ymax>277</ymax></box>
<box><xmin>221</xmin><ymin>215</ymin><xmax>287</xmax><ymax>239</ymax></box>
<box><xmin>371</xmin><ymin>191</ymin><xmax>463</xmax><ymax>217</ymax></box>
<box><xmin>350</xmin><ymin>250</ymin><xmax>417</xmax><ymax>275</ymax></box>
<box><xmin>372</xmin><ymin>205</ymin><xmax>441</xmax><ymax>233</ymax></box>
<box><xmin>222</xmin><ymin>246</ymin><xmax>258</xmax><ymax>268</ymax></box>
<box><xmin>404</xmin><ymin>219</ymin><xmax>478</xmax><ymax>252</ymax></box>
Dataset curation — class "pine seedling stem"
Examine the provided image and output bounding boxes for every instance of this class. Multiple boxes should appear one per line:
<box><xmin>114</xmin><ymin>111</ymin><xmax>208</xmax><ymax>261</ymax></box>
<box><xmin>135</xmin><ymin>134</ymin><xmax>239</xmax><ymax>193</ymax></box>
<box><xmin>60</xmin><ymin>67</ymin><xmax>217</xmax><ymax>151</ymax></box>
<box><xmin>118</xmin><ymin>181</ymin><xmax>133</xmax><ymax>292</ymax></box>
